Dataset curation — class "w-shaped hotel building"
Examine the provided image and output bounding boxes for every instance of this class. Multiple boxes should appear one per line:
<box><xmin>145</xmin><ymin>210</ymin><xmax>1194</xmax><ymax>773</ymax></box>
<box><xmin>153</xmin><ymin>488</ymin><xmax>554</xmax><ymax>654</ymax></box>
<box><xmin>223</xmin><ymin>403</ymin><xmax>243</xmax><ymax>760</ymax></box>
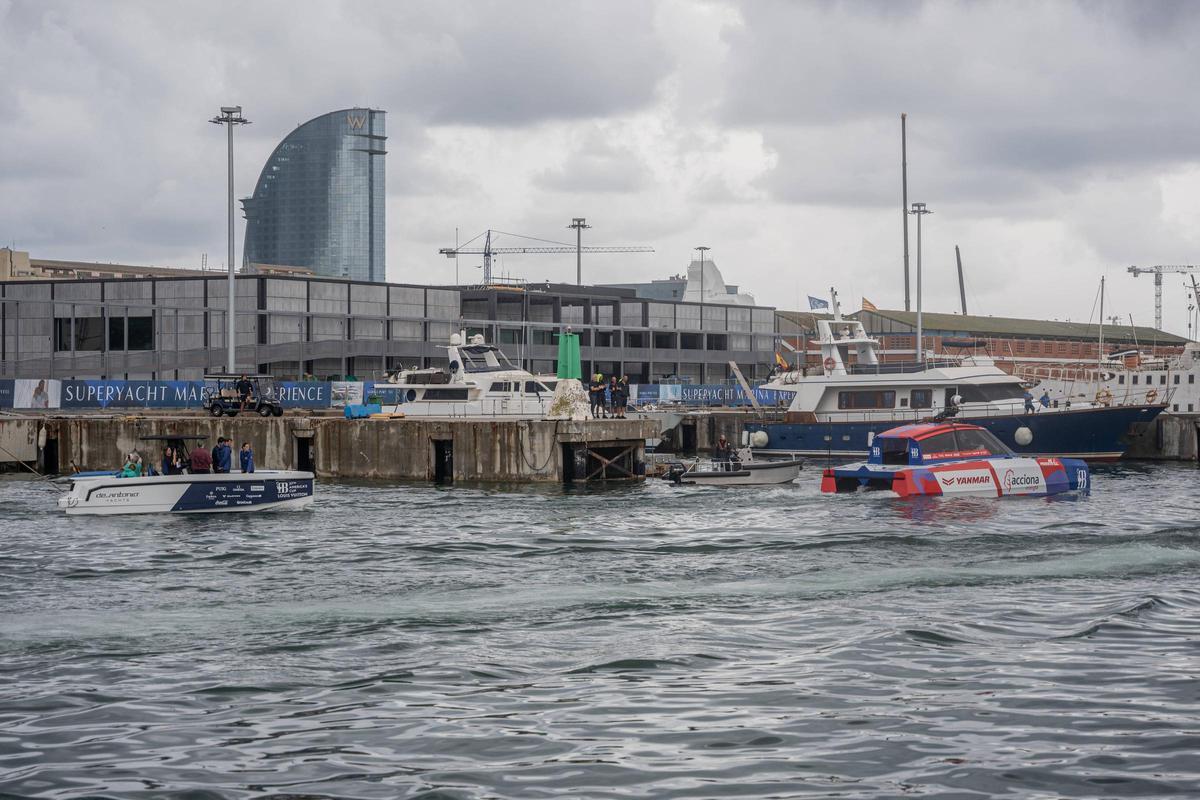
<box><xmin>241</xmin><ymin>108</ymin><xmax>387</xmax><ymax>283</ymax></box>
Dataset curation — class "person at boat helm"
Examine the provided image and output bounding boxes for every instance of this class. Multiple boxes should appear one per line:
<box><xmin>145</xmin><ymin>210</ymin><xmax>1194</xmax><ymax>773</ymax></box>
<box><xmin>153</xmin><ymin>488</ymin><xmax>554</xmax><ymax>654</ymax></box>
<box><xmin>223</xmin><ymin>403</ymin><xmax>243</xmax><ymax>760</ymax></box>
<box><xmin>713</xmin><ymin>434</ymin><xmax>734</xmax><ymax>462</ymax></box>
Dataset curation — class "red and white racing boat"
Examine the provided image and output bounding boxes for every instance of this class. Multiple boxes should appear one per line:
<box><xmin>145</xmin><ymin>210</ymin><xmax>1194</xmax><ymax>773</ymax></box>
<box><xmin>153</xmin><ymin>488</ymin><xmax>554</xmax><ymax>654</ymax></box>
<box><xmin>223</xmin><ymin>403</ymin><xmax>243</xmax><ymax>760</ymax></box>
<box><xmin>820</xmin><ymin>422</ymin><xmax>1090</xmax><ymax>498</ymax></box>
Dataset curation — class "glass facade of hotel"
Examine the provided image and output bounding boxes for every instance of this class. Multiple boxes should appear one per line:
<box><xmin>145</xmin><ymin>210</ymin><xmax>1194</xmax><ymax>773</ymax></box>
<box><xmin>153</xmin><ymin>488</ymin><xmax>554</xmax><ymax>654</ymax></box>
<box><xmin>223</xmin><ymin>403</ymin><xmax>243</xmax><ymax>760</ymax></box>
<box><xmin>241</xmin><ymin>109</ymin><xmax>386</xmax><ymax>282</ymax></box>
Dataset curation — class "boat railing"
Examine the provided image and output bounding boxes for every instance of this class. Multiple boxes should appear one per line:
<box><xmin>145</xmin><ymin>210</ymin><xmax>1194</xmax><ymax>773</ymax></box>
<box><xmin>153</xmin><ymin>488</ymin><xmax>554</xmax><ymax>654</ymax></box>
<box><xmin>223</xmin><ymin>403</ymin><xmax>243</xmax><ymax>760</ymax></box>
<box><xmin>846</xmin><ymin>359</ymin><xmax>961</xmax><ymax>375</ymax></box>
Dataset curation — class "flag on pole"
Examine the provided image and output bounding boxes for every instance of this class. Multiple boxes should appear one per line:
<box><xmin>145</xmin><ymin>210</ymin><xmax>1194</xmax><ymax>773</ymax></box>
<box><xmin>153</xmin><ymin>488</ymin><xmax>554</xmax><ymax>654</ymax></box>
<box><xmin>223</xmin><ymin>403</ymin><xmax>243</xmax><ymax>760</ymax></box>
<box><xmin>862</xmin><ymin>297</ymin><xmax>878</xmax><ymax>311</ymax></box>
<box><xmin>775</xmin><ymin>352</ymin><xmax>789</xmax><ymax>370</ymax></box>
<box><xmin>808</xmin><ymin>296</ymin><xmax>830</xmax><ymax>310</ymax></box>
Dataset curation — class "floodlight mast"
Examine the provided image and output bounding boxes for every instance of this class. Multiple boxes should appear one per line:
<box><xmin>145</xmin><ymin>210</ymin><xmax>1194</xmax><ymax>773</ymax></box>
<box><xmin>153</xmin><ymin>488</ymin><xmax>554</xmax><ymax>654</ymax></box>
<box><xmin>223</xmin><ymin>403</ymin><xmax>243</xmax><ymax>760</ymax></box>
<box><xmin>210</xmin><ymin>105</ymin><xmax>250</xmax><ymax>373</ymax></box>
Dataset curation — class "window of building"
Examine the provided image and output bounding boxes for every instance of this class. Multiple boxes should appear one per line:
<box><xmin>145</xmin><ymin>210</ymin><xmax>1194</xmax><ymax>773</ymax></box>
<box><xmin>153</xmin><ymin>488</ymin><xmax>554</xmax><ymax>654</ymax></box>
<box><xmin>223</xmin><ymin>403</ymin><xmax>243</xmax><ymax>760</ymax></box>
<box><xmin>1190</xmin><ymin>375</ymin><xmax>1196</xmax><ymax>385</ymax></box>
<box><xmin>1174</xmin><ymin>375</ymin><xmax>1180</xmax><ymax>384</ymax></box>
<box><xmin>653</xmin><ymin>332</ymin><xmax>676</xmax><ymax>349</ymax></box>
<box><xmin>1160</xmin><ymin>374</ymin><xmax>1166</xmax><ymax>385</ymax></box>
<box><xmin>837</xmin><ymin>390</ymin><xmax>896</xmax><ymax>410</ymax></box>
<box><xmin>127</xmin><ymin>316</ymin><xmax>154</xmax><ymax>351</ymax></box>
<box><xmin>1118</xmin><ymin>375</ymin><xmax>1125</xmax><ymax>384</ymax></box>
<box><xmin>531</xmin><ymin>330</ymin><xmax>556</xmax><ymax>346</ymax></box>
<box><xmin>1133</xmin><ymin>375</ymin><xmax>1139</xmax><ymax>384</ymax></box>
<box><xmin>54</xmin><ymin>317</ymin><xmax>105</xmax><ymax>352</ymax></box>
<box><xmin>911</xmin><ymin>389</ymin><xmax>933</xmax><ymax>409</ymax></box>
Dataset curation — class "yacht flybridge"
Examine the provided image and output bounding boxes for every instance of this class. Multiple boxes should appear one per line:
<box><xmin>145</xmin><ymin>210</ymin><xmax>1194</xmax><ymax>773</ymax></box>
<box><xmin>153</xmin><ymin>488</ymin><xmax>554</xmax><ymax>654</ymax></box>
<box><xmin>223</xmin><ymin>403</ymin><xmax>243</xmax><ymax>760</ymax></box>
<box><xmin>374</xmin><ymin>332</ymin><xmax>558</xmax><ymax>418</ymax></box>
<box><xmin>749</xmin><ymin>292</ymin><xmax>1164</xmax><ymax>461</ymax></box>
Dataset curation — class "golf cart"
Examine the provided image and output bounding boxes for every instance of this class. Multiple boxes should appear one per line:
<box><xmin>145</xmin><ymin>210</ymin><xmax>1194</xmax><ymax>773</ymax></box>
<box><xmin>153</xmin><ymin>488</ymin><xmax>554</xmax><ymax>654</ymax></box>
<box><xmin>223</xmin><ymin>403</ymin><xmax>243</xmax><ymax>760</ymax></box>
<box><xmin>202</xmin><ymin>374</ymin><xmax>284</xmax><ymax>417</ymax></box>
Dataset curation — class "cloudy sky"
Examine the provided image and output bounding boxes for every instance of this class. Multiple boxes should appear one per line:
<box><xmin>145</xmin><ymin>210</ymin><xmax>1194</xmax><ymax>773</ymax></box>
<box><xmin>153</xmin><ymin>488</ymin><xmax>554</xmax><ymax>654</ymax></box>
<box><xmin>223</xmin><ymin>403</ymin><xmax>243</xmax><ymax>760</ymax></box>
<box><xmin>4</xmin><ymin>0</ymin><xmax>1200</xmax><ymax>335</ymax></box>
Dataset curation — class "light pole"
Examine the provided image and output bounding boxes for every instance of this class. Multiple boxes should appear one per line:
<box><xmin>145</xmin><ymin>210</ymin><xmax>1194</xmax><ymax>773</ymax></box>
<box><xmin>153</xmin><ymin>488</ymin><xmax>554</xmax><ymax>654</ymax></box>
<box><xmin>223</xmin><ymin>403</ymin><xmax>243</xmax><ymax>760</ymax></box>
<box><xmin>210</xmin><ymin>105</ymin><xmax>250</xmax><ymax>374</ymax></box>
<box><xmin>694</xmin><ymin>245</ymin><xmax>710</xmax><ymax>313</ymax></box>
<box><xmin>909</xmin><ymin>202</ymin><xmax>931</xmax><ymax>363</ymax></box>
<box><xmin>568</xmin><ymin>217</ymin><xmax>591</xmax><ymax>285</ymax></box>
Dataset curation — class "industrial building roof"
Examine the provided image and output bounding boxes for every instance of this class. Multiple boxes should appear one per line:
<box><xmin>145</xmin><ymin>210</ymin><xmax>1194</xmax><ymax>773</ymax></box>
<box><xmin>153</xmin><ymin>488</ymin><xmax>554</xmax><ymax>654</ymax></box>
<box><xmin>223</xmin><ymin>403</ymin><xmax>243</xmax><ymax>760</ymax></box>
<box><xmin>776</xmin><ymin>307</ymin><xmax>1188</xmax><ymax>345</ymax></box>
<box><xmin>860</xmin><ymin>308</ymin><xmax>1189</xmax><ymax>345</ymax></box>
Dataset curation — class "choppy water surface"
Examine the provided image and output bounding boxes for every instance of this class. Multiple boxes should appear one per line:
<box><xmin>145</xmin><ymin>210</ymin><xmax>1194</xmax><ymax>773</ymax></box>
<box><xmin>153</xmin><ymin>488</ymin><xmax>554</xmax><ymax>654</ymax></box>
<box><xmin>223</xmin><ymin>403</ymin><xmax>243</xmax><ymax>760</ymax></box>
<box><xmin>2</xmin><ymin>463</ymin><xmax>1199</xmax><ymax>798</ymax></box>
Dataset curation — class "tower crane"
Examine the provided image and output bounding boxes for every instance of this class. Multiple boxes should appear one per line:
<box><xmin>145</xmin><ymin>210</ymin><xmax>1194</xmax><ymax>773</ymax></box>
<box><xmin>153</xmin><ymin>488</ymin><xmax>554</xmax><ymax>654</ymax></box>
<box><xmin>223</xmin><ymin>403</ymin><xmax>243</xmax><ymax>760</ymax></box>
<box><xmin>440</xmin><ymin>224</ymin><xmax>653</xmax><ymax>285</ymax></box>
<box><xmin>1127</xmin><ymin>264</ymin><xmax>1200</xmax><ymax>331</ymax></box>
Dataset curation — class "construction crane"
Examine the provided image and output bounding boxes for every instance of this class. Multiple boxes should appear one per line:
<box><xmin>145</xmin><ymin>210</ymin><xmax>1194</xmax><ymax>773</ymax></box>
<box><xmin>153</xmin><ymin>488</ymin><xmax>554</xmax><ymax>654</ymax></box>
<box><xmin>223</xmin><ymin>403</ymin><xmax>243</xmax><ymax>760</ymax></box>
<box><xmin>1127</xmin><ymin>264</ymin><xmax>1200</xmax><ymax>331</ymax></box>
<box><xmin>439</xmin><ymin>224</ymin><xmax>654</xmax><ymax>285</ymax></box>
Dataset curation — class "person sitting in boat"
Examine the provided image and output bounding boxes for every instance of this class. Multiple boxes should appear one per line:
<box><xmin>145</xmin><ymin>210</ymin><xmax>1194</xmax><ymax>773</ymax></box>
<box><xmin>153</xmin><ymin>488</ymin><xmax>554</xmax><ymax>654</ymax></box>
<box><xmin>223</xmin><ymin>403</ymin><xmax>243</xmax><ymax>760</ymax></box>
<box><xmin>1023</xmin><ymin>389</ymin><xmax>1035</xmax><ymax>414</ymax></box>
<box><xmin>119</xmin><ymin>452</ymin><xmax>143</xmax><ymax>478</ymax></box>
<box><xmin>713</xmin><ymin>435</ymin><xmax>735</xmax><ymax>462</ymax></box>
<box><xmin>1039</xmin><ymin>389</ymin><xmax>1051</xmax><ymax>409</ymax></box>
<box><xmin>161</xmin><ymin>446</ymin><xmax>183</xmax><ymax>476</ymax></box>
<box><xmin>240</xmin><ymin>442</ymin><xmax>255</xmax><ymax>474</ymax></box>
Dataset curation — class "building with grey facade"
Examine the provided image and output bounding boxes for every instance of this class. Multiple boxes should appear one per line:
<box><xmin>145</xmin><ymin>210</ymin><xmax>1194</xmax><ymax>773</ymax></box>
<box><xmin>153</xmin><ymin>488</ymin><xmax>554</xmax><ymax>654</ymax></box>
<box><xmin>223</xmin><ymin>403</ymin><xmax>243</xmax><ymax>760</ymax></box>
<box><xmin>0</xmin><ymin>275</ymin><xmax>777</xmax><ymax>383</ymax></box>
<box><xmin>241</xmin><ymin>108</ymin><xmax>386</xmax><ymax>282</ymax></box>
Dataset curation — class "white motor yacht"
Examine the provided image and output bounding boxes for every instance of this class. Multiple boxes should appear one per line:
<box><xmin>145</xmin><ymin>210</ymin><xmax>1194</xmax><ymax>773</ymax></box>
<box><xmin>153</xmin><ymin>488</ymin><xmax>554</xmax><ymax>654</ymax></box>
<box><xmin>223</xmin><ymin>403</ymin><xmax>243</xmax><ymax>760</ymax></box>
<box><xmin>748</xmin><ymin>294</ymin><xmax>1163</xmax><ymax>460</ymax></box>
<box><xmin>373</xmin><ymin>332</ymin><xmax>557</xmax><ymax>418</ymax></box>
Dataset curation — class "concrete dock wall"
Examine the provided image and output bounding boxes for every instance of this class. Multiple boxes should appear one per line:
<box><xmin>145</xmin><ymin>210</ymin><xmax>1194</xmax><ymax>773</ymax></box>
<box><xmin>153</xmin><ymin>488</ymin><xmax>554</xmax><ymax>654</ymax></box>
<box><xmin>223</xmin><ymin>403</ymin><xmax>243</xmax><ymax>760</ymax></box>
<box><xmin>1</xmin><ymin>414</ymin><xmax>658</xmax><ymax>483</ymax></box>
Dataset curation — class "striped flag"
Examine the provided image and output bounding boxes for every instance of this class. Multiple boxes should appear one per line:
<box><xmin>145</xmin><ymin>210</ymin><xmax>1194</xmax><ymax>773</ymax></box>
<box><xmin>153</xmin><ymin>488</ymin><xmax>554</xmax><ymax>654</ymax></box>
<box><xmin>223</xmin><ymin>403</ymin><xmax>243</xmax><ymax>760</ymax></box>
<box><xmin>862</xmin><ymin>297</ymin><xmax>878</xmax><ymax>311</ymax></box>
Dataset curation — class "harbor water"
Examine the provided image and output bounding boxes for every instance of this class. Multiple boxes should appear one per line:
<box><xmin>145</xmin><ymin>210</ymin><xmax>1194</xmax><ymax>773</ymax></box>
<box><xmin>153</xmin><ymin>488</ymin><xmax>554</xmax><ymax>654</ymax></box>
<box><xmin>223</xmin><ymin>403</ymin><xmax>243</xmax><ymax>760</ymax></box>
<box><xmin>2</xmin><ymin>464</ymin><xmax>1199</xmax><ymax>798</ymax></box>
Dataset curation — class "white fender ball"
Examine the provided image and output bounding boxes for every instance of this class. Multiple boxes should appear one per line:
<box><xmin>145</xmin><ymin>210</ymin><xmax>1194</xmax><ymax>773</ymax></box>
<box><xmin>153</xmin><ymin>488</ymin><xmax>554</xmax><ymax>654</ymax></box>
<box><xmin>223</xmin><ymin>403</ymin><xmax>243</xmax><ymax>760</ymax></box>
<box><xmin>1015</xmin><ymin>426</ymin><xmax>1033</xmax><ymax>446</ymax></box>
<box><xmin>749</xmin><ymin>430</ymin><xmax>769</xmax><ymax>448</ymax></box>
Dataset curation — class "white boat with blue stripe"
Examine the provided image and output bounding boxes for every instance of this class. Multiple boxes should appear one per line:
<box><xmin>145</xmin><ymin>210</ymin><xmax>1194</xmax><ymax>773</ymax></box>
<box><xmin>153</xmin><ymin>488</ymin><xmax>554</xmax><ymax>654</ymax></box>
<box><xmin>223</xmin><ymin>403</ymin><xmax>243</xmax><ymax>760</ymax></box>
<box><xmin>58</xmin><ymin>470</ymin><xmax>314</xmax><ymax>515</ymax></box>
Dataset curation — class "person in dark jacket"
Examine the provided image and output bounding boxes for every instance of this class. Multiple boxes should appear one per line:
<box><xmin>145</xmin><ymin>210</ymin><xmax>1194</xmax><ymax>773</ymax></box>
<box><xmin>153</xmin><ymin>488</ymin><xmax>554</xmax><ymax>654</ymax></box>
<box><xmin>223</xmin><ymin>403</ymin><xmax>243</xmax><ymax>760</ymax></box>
<box><xmin>239</xmin><ymin>442</ymin><xmax>255</xmax><ymax>474</ymax></box>
<box><xmin>236</xmin><ymin>374</ymin><xmax>254</xmax><ymax>412</ymax></box>
<box><xmin>216</xmin><ymin>438</ymin><xmax>233</xmax><ymax>474</ymax></box>
<box><xmin>589</xmin><ymin>373</ymin><xmax>606</xmax><ymax>418</ymax></box>
<box><xmin>616</xmin><ymin>375</ymin><xmax>630</xmax><ymax>418</ymax></box>
<box><xmin>190</xmin><ymin>446</ymin><xmax>212</xmax><ymax>474</ymax></box>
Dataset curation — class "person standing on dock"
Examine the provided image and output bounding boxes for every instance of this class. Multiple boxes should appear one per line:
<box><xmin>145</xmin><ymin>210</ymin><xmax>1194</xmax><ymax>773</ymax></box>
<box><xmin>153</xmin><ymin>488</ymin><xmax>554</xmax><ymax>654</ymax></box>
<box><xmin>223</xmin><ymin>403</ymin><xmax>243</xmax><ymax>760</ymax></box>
<box><xmin>236</xmin><ymin>374</ymin><xmax>254</xmax><ymax>412</ymax></box>
<box><xmin>614</xmin><ymin>375</ymin><xmax>629</xmax><ymax>418</ymax></box>
<box><xmin>589</xmin><ymin>373</ymin><xmax>606</xmax><ymax>418</ymax></box>
<box><xmin>240</xmin><ymin>442</ymin><xmax>255</xmax><ymax>474</ymax></box>
<box><xmin>607</xmin><ymin>377</ymin><xmax>618</xmax><ymax>418</ymax></box>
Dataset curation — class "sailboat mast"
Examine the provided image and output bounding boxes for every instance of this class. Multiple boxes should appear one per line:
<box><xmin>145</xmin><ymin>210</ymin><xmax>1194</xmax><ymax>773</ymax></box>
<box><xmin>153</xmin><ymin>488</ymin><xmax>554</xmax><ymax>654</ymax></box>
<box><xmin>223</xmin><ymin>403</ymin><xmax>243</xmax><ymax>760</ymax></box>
<box><xmin>1098</xmin><ymin>276</ymin><xmax>1105</xmax><ymax>378</ymax></box>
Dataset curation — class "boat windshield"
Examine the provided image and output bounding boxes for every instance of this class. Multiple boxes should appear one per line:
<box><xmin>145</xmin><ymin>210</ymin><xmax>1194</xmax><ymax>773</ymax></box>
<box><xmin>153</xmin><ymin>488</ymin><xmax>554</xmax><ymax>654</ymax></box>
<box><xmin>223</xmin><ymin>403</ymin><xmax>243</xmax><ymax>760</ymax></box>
<box><xmin>921</xmin><ymin>427</ymin><xmax>1014</xmax><ymax>460</ymax></box>
<box><xmin>460</xmin><ymin>345</ymin><xmax>518</xmax><ymax>373</ymax></box>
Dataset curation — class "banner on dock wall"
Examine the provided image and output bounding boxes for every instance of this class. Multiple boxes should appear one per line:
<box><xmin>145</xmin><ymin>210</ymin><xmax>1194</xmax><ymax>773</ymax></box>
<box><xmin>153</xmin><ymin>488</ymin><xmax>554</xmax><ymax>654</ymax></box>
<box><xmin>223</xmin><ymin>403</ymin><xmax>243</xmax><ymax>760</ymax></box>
<box><xmin>275</xmin><ymin>382</ymin><xmax>331</xmax><ymax>408</ymax></box>
<box><xmin>0</xmin><ymin>380</ymin><xmax>13</xmax><ymax>409</ymax></box>
<box><xmin>61</xmin><ymin>380</ymin><xmax>199</xmax><ymax>409</ymax></box>
<box><xmin>12</xmin><ymin>379</ymin><xmax>62</xmax><ymax>409</ymax></box>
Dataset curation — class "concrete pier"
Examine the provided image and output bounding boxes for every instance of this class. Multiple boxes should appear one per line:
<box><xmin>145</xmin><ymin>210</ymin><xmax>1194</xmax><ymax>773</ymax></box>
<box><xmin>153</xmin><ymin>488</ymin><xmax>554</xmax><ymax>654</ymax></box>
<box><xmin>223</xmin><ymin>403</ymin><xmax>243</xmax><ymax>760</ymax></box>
<box><xmin>0</xmin><ymin>414</ymin><xmax>659</xmax><ymax>483</ymax></box>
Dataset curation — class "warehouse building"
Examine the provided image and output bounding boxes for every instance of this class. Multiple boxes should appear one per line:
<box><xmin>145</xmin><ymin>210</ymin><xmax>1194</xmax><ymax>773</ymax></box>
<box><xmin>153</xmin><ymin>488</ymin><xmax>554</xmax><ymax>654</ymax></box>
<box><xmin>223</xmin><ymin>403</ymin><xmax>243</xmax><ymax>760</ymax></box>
<box><xmin>0</xmin><ymin>270</ymin><xmax>776</xmax><ymax>383</ymax></box>
<box><xmin>776</xmin><ymin>307</ymin><xmax>1188</xmax><ymax>371</ymax></box>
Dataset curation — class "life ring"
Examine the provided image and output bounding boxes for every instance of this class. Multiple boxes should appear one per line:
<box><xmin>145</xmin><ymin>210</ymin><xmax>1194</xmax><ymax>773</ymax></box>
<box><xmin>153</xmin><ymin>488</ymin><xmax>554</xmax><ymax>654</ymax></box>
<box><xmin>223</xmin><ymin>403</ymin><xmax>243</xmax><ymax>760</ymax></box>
<box><xmin>1145</xmin><ymin>388</ymin><xmax>1159</xmax><ymax>403</ymax></box>
<box><xmin>823</xmin><ymin>357</ymin><xmax>836</xmax><ymax>371</ymax></box>
<box><xmin>1094</xmin><ymin>388</ymin><xmax>1113</xmax><ymax>406</ymax></box>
